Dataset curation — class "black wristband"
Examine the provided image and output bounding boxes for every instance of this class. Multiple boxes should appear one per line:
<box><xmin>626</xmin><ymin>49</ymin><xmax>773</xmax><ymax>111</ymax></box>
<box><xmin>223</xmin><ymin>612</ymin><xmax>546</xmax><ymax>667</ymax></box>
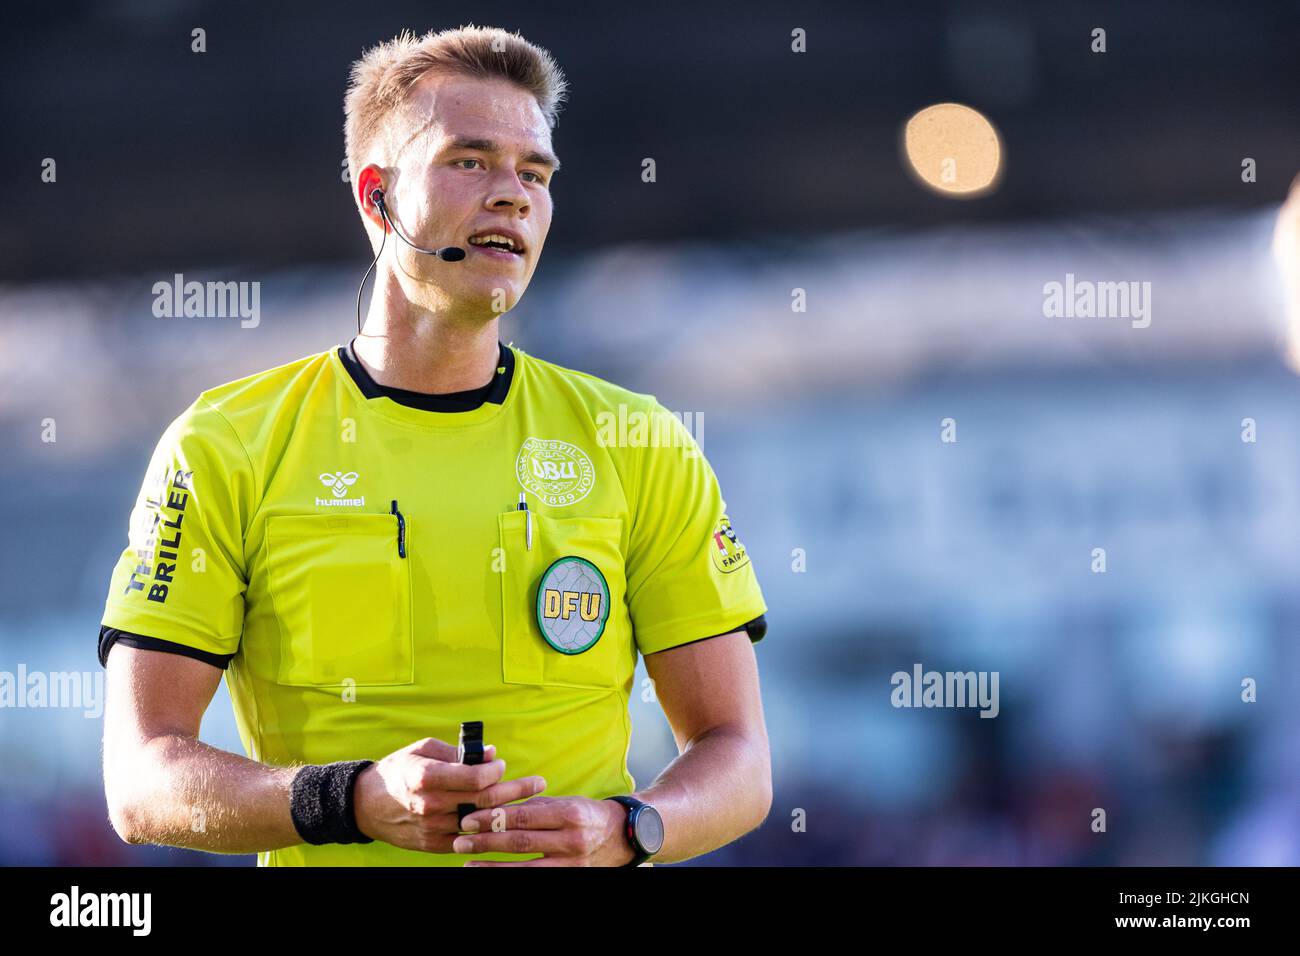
<box><xmin>289</xmin><ymin>760</ymin><xmax>375</xmax><ymax>845</ymax></box>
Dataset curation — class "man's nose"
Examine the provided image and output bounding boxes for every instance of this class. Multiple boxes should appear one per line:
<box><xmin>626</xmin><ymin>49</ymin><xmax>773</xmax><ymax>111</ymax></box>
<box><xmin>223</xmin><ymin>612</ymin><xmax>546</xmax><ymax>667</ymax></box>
<box><xmin>485</xmin><ymin>172</ymin><xmax>530</xmax><ymax>213</ymax></box>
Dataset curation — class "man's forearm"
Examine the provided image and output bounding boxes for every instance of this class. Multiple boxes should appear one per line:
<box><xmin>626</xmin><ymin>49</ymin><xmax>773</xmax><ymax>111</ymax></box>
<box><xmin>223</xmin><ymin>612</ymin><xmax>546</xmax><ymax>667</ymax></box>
<box><xmin>106</xmin><ymin>733</ymin><xmax>303</xmax><ymax>854</ymax></box>
<box><xmin>632</xmin><ymin>724</ymin><xmax>772</xmax><ymax>863</ymax></box>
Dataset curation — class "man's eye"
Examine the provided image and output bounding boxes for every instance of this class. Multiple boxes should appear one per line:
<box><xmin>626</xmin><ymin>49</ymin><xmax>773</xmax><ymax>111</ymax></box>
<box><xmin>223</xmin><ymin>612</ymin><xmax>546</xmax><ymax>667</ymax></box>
<box><xmin>454</xmin><ymin>158</ymin><xmax>547</xmax><ymax>186</ymax></box>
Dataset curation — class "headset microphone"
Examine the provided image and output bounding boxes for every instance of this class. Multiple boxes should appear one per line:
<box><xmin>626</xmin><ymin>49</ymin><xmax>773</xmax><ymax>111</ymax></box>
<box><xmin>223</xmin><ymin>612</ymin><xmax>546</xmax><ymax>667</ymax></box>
<box><xmin>355</xmin><ymin>187</ymin><xmax>467</xmax><ymax>334</ymax></box>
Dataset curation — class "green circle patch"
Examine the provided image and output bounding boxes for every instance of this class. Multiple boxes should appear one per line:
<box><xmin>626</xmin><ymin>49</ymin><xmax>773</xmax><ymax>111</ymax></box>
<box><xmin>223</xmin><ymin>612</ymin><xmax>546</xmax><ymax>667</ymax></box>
<box><xmin>534</xmin><ymin>555</ymin><xmax>610</xmax><ymax>654</ymax></box>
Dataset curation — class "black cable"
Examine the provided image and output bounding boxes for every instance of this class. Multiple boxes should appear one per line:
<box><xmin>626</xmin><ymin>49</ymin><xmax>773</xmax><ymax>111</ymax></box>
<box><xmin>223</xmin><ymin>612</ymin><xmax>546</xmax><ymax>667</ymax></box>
<box><xmin>355</xmin><ymin>211</ymin><xmax>389</xmax><ymax>336</ymax></box>
<box><xmin>355</xmin><ymin>190</ymin><xmax>466</xmax><ymax>335</ymax></box>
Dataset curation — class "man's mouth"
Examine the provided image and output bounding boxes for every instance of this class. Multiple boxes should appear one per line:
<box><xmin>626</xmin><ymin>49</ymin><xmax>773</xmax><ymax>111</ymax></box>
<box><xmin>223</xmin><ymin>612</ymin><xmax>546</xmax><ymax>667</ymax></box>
<box><xmin>466</xmin><ymin>231</ymin><xmax>525</xmax><ymax>259</ymax></box>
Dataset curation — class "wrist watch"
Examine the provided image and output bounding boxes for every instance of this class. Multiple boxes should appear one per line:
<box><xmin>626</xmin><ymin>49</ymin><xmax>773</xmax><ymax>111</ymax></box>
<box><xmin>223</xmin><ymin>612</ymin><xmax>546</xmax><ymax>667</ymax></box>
<box><xmin>606</xmin><ymin>795</ymin><xmax>665</xmax><ymax>867</ymax></box>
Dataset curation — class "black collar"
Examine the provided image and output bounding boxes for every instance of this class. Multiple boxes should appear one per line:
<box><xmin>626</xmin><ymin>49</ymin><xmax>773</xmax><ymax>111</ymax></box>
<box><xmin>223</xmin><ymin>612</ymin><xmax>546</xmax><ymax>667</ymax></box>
<box><xmin>338</xmin><ymin>338</ymin><xmax>514</xmax><ymax>412</ymax></box>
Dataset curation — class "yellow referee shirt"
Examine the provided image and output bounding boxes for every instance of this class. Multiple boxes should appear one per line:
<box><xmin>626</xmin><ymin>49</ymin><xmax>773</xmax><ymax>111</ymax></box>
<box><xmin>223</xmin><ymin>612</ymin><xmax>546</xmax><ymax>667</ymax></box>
<box><xmin>98</xmin><ymin>340</ymin><xmax>768</xmax><ymax>865</ymax></box>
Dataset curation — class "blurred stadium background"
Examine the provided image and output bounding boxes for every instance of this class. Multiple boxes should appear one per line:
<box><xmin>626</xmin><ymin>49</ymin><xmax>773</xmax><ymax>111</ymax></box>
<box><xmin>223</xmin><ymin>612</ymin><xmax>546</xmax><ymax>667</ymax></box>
<box><xmin>2</xmin><ymin>1</ymin><xmax>1298</xmax><ymax>865</ymax></box>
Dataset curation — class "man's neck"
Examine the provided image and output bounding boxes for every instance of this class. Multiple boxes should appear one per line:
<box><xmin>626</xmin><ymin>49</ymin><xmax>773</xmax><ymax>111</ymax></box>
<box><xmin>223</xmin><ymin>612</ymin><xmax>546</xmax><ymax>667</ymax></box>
<box><xmin>354</xmin><ymin>293</ymin><xmax>502</xmax><ymax>395</ymax></box>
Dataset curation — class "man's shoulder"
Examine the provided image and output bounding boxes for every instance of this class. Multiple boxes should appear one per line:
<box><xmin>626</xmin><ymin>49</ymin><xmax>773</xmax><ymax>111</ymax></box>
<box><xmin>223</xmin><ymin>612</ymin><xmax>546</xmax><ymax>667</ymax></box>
<box><xmin>195</xmin><ymin>346</ymin><xmax>337</xmax><ymax>416</ymax></box>
<box><xmin>517</xmin><ymin>347</ymin><xmax>659</xmax><ymax>415</ymax></box>
<box><xmin>162</xmin><ymin>347</ymin><xmax>338</xmax><ymax>452</ymax></box>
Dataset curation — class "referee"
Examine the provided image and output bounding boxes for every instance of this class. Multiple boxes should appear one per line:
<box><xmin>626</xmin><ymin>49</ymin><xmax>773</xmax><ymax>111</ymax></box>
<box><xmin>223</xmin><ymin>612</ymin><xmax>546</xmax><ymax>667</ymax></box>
<box><xmin>99</xmin><ymin>24</ymin><xmax>771</xmax><ymax>866</ymax></box>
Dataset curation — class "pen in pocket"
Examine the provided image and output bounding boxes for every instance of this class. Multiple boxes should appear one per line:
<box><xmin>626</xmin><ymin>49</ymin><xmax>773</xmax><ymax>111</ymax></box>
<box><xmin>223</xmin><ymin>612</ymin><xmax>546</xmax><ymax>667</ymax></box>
<box><xmin>390</xmin><ymin>499</ymin><xmax>407</xmax><ymax>558</ymax></box>
<box><xmin>517</xmin><ymin>491</ymin><xmax>532</xmax><ymax>551</ymax></box>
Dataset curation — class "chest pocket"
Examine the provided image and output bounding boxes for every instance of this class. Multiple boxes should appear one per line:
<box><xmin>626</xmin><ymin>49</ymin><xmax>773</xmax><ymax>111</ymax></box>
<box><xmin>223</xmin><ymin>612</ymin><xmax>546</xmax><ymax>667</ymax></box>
<box><xmin>265</xmin><ymin>513</ymin><xmax>414</xmax><ymax>686</ymax></box>
<box><xmin>498</xmin><ymin>511</ymin><xmax>632</xmax><ymax>690</ymax></box>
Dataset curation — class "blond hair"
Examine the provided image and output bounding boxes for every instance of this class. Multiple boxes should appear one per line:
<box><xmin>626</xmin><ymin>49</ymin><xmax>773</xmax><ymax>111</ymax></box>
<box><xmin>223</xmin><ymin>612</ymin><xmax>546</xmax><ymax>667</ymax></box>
<box><xmin>344</xmin><ymin>24</ymin><xmax>568</xmax><ymax>186</ymax></box>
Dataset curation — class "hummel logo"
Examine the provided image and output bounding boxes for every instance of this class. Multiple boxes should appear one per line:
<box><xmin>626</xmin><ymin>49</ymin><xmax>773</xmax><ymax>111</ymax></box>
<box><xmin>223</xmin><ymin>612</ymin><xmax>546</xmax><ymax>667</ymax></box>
<box><xmin>320</xmin><ymin>471</ymin><xmax>359</xmax><ymax>497</ymax></box>
<box><xmin>316</xmin><ymin>471</ymin><xmax>365</xmax><ymax>508</ymax></box>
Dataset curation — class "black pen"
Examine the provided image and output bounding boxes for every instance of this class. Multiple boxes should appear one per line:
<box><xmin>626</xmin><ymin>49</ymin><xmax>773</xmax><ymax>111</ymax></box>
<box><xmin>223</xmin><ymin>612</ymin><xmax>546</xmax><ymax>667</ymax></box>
<box><xmin>390</xmin><ymin>499</ymin><xmax>406</xmax><ymax>558</ymax></box>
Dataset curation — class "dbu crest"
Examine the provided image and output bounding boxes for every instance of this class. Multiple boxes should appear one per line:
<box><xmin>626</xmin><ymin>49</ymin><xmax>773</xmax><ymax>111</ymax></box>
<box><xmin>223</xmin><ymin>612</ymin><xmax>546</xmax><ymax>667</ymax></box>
<box><xmin>532</xmin><ymin>458</ymin><xmax>577</xmax><ymax>481</ymax></box>
<box><xmin>515</xmin><ymin>437</ymin><xmax>595</xmax><ymax>507</ymax></box>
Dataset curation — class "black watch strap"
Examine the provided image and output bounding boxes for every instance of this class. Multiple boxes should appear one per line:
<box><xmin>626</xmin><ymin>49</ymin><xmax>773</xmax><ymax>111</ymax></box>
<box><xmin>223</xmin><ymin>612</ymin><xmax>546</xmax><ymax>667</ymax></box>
<box><xmin>606</xmin><ymin>795</ymin><xmax>654</xmax><ymax>867</ymax></box>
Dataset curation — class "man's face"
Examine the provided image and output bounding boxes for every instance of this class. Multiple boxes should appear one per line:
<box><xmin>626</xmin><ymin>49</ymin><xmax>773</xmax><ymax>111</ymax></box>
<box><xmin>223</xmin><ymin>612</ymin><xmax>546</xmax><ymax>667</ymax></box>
<box><xmin>374</xmin><ymin>72</ymin><xmax>558</xmax><ymax>319</ymax></box>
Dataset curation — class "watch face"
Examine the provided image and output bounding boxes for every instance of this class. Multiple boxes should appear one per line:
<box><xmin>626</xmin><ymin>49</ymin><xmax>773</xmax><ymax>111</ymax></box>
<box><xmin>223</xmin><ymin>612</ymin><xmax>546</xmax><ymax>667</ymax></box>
<box><xmin>634</xmin><ymin>805</ymin><xmax>665</xmax><ymax>855</ymax></box>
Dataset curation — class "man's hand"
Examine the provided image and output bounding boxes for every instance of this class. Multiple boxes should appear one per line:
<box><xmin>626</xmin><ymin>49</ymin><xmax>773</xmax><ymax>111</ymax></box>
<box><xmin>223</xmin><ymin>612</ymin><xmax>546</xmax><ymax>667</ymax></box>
<box><xmin>453</xmin><ymin>795</ymin><xmax>635</xmax><ymax>866</ymax></box>
<box><xmin>354</xmin><ymin>737</ymin><xmax>546</xmax><ymax>853</ymax></box>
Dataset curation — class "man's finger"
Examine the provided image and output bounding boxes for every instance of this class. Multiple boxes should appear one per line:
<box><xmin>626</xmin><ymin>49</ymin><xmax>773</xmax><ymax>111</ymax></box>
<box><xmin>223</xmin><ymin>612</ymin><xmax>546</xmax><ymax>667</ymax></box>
<box><xmin>452</xmin><ymin>827</ymin><xmax>577</xmax><ymax>856</ymax></box>
<box><xmin>464</xmin><ymin>857</ymin><xmax>568</xmax><ymax>867</ymax></box>
<box><xmin>405</xmin><ymin>738</ymin><xmax>497</xmax><ymax>763</ymax></box>
<box><xmin>405</xmin><ymin>736</ymin><xmax>458</xmax><ymax>761</ymax></box>
<box><xmin>413</xmin><ymin>756</ymin><xmax>507</xmax><ymax>794</ymax></box>
<box><xmin>410</xmin><ymin>829</ymin><xmax>461</xmax><ymax>854</ymax></box>
<box><xmin>460</xmin><ymin>794</ymin><xmax>564</xmax><ymax>833</ymax></box>
<box><xmin>468</xmin><ymin>776</ymin><xmax>547</xmax><ymax>812</ymax></box>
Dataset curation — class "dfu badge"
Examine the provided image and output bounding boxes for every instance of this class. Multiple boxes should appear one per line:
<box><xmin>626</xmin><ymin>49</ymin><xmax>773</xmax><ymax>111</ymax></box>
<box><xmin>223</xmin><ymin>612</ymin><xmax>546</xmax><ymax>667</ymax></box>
<box><xmin>535</xmin><ymin>556</ymin><xmax>610</xmax><ymax>654</ymax></box>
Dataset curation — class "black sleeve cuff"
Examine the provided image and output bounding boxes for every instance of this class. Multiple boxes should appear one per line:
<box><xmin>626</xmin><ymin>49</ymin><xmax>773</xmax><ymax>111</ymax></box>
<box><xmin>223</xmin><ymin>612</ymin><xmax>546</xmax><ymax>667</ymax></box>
<box><xmin>98</xmin><ymin>625</ymin><xmax>235</xmax><ymax>670</ymax></box>
<box><xmin>714</xmin><ymin>613</ymin><xmax>767</xmax><ymax>644</ymax></box>
<box><xmin>656</xmin><ymin>613</ymin><xmax>769</xmax><ymax>653</ymax></box>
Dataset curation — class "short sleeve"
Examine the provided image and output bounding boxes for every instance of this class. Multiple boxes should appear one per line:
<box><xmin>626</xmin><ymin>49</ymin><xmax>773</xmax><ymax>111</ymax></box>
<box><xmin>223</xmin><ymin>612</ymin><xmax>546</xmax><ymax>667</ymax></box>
<box><xmin>625</xmin><ymin>399</ymin><xmax>768</xmax><ymax>655</ymax></box>
<box><xmin>98</xmin><ymin>397</ymin><xmax>255</xmax><ymax>666</ymax></box>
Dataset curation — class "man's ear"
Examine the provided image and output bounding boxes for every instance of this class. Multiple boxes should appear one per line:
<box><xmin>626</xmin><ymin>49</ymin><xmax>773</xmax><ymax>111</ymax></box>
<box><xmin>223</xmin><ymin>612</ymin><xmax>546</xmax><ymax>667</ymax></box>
<box><xmin>356</xmin><ymin>166</ymin><xmax>387</xmax><ymax>230</ymax></box>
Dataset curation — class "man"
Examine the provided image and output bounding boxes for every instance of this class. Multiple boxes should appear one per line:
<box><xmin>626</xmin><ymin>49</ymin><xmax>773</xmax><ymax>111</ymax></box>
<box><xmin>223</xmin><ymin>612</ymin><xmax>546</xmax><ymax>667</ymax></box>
<box><xmin>98</xmin><ymin>25</ymin><xmax>772</xmax><ymax>866</ymax></box>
